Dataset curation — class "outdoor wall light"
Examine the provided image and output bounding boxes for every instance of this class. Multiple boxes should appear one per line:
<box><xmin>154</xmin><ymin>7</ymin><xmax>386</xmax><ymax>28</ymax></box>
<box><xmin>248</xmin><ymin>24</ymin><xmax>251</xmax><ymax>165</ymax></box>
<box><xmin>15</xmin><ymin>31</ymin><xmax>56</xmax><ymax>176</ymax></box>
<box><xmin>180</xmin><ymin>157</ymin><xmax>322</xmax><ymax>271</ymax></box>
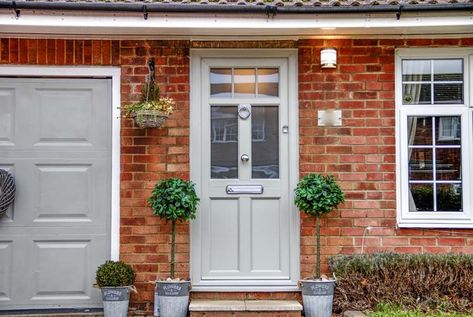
<box><xmin>320</xmin><ymin>48</ymin><xmax>337</xmax><ymax>69</ymax></box>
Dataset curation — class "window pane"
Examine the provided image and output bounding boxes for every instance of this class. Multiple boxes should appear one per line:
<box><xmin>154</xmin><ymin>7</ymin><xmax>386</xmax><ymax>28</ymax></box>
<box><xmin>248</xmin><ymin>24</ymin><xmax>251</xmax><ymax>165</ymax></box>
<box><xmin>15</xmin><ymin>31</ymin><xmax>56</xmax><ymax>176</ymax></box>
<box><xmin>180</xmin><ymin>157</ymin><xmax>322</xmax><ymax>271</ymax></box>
<box><xmin>257</xmin><ymin>68</ymin><xmax>279</xmax><ymax>97</ymax></box>
<box><xmin>436</xmin><ymin>148</ymin><xmax>461</xmax><ymax>181</ymax></box>
<box><xmin>402</xmin><ymin>60</ymin><xmax>431</xmax><ymax>81</ymax></box>
<box><xmin>408</xmin><ymin>117</ymin><xmax>432</xmax><ymax>145</ymax></box>
<box><xmin>409</xmin><ymin>148</ymin><xmax>433</xmax><ymax>181</ymax></box>
<box><xmin>437</xmin><ymin>183</ymin><xmax>462</xmax><ymax>212</ymax></box>
<box><xmin>234</xmin><ymin>68</ymin><xmax>256</xmax><ymax>98</ymax></box>
<box><xmin>403</xmin><ymin>83</ymin><xmax>431</xmax><ymax>105</ymax></box>
<box><xmin>211</xmin><ymin>106</ymin><xmax>238</xmax><ymax>179</ymax></box>
<box><xmin>433</xmin><ymin>84</ymin><xmax>463</xmax><ymax>104</ymax></box>
<box><xmin>210</xmin><ymin>68</ymin><xmax>232</xmax><ymax>98</ymax></box>
<box><xmin>435</xmin><ymin>116</ymin><xmax>461</xmax><ymax>145</ymax></box>
<box><xmin>252</xmin><ymin>106</ymin><xmax>279</xmax><ymax>179</ymax></box>
<box><xmin>409</xmin><ymin>183</ymin><xmax>434</xmax><ymax>212</ymax></box>
<box><xmin>433</xmin><ymin>59</ymin><xmax>463</xmax><ymax>81</ymax></box>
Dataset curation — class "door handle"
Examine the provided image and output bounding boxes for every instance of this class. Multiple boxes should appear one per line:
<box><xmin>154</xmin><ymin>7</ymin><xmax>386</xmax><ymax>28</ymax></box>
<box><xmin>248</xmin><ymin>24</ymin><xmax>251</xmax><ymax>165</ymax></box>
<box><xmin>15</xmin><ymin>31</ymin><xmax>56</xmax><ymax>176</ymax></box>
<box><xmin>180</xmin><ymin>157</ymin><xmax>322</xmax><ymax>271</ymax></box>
<box><xmin>241</xmin><ymin>154</ymin><xmax>250</xmax><ymax>162</ymax></box>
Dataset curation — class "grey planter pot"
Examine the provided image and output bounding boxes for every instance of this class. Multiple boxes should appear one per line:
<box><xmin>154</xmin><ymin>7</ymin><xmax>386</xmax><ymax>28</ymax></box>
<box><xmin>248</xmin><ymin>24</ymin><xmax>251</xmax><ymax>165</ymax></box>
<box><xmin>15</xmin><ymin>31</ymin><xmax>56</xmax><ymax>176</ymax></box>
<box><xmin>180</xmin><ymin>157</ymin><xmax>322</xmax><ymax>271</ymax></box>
<box><xmin>300</xmin><ymin>279</ymin><xmax>336</xmax><ymax>317</ymax></box>
<box><xmin>101</xmin><ymin>286</ymin><xmax>131</xmax><ymax>317</ymax></box>
<box><xmin>156</xmin><ymin>280</ymin><xmax>190</xmax><ymax>317</ymax></box>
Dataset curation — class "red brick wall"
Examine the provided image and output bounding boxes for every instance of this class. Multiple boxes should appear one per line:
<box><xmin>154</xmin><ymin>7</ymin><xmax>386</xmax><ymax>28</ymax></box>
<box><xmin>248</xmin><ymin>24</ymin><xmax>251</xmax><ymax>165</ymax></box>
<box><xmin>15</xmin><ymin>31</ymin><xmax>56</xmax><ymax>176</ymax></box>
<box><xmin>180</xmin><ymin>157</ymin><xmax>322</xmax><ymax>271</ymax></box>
<box><xmin>297</xmin><ymin>38</ymin><xmax>473</xmax><ymax>277</ymax></box>
<box><xmin>1</xmin><ymin>37</ymin><xmax>473</xmax><ymax>313</ymax></box>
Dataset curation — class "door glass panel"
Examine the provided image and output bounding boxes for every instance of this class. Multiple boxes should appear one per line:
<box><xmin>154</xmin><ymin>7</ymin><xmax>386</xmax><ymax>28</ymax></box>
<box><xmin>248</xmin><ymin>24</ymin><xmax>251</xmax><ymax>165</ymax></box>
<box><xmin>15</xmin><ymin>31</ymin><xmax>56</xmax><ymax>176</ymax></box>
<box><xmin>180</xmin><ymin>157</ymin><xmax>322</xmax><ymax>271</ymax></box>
<box><xmin>210</xmin><ymin>68</ymin><xmax>232</xmax><ymax>98</ymax></box>
<box><xmin>211</xmin><ymin>106</ymin><xmax>238</xmax><ymax>179</ymax></box>
<box><xmin>257</xmin><ymin>68</ymin><xmax>279</xmax><ymax>97</ymax></box>
<box><xmin>252</xmin><ymin>106</ymin><xmax>279</xmax><ymax>179</ymax></box>
<box><xmin>234</xmin><ymin>68</ymin><xmax>256</xmax><ymax>98</ymax></box>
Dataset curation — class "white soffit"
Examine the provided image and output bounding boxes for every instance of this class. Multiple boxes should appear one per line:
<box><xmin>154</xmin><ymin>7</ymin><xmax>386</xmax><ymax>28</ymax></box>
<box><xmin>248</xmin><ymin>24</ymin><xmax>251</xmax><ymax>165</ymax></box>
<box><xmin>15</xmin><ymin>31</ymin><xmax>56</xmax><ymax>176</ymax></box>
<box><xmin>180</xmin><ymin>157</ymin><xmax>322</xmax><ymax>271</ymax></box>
<box><xmin>0</xmin><ymin>10</ymin><xmax>472</xmax><ymax>38</ymax></box>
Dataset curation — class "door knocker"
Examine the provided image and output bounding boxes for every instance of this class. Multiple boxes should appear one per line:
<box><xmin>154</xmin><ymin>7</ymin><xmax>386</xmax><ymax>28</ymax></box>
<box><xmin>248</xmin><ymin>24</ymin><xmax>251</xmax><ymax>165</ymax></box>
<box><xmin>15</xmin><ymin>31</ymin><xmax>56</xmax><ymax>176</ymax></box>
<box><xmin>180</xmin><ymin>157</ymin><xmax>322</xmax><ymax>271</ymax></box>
<box><xmin>238</xmin><ymin>104</ymin><xmax>251</xmax><ymax>120</ymax></box>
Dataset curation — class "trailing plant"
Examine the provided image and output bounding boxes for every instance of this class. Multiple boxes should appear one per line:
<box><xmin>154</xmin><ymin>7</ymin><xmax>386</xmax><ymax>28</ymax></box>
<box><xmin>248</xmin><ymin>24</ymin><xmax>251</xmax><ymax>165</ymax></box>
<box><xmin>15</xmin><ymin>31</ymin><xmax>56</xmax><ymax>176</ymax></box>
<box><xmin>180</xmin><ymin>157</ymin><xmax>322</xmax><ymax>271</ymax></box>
<box><xmin>294</xmin><ymin>174</ymin><xmax>345</xmax><ymax>278</ymax></box>
<box><xmin>123</xmin><ymin>59</ymin><xmax>175</xmax><ymax>119</ymax></box>
<box><xmin>96</xmin><ymin>260</ymin><xmax>136</xmax><ymax>287</ymax></box>
<box><xmin>123</xmin><ymin>81</ymin><xmax>175</xmax><ymax>117</ymax></box>
<box><xmin>149</xmin><ymin>178</ymin><xmax>200</xmax><ymax>279</ymax></box>
<box><xmin>329</xmin><ymin>253</ymin><xmax>473</xmax><ymax>314</ymax></box>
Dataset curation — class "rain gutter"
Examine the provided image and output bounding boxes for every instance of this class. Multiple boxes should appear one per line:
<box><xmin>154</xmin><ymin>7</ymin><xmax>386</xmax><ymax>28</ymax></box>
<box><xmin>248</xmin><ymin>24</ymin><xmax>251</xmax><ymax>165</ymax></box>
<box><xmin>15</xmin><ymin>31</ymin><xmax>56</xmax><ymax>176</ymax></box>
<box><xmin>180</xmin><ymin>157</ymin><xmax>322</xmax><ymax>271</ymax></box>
<box><xmin>0</xmin><ymin>1</ymin><xmax>472</xmax><ymax>15</ymax></box>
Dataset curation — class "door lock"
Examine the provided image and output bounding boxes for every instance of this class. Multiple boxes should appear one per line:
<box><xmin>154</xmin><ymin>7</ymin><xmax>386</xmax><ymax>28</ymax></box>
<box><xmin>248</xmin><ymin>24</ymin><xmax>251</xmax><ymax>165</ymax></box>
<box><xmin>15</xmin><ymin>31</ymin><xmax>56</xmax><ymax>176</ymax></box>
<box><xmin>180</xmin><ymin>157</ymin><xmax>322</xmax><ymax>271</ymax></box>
<box><xmin>241</xmin><ymin>154</ymin><xmax>250</xmax><ymax>162</ymax></box>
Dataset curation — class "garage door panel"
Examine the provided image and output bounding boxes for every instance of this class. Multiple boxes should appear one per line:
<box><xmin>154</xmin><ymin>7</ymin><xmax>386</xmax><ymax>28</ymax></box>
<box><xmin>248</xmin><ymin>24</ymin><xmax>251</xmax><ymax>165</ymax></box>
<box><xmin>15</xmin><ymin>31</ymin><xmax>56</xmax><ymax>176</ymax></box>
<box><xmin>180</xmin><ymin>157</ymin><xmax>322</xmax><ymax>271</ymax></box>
<box><xmin>35</xmin><ymin>88</ymin><xmax>93</xmax><ymax>147</ymax></box>
<box><xmin>36</xmin><ymin>164</ymin><xmax>93</xmax><ymax>223</ymax></box>
<box><xmin>0</xmin><ymin>88</ymin><xmax>15</xmax><ymax>146</ymax></box>
<box><xmin>0</xmin><ymin>240</ymin><xmax>13</xmax><ymax>301</ymax></box>
<box><xmin>33</xmin><ymin>240</ymin><xmax>90</xmax><ymax>300</ymax></box>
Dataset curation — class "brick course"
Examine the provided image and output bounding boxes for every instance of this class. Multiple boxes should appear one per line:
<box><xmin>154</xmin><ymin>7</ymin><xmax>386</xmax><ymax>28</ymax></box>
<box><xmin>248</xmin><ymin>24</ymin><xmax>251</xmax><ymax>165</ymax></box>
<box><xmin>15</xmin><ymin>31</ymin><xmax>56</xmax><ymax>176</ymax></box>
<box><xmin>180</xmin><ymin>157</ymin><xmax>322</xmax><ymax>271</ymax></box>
<box><xmin>1</xmin><ymin>37</ymin><xmax>473</xmax><ymax>314</ymax></box>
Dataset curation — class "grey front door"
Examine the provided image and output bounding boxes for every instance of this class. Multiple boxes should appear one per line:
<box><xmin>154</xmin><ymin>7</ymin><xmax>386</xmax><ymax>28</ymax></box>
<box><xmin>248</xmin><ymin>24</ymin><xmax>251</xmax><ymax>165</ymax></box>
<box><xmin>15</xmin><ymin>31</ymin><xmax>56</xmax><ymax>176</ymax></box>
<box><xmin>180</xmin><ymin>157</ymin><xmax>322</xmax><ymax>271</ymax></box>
<box><xmin>0</xmin><ymin>78</ymin><xmax>111</xmax><ymax>309</ymax></box>
<box><xmin>190</xmin><ymin>52</ymin><xmax>300</xmax><ymax>290</ymax></box>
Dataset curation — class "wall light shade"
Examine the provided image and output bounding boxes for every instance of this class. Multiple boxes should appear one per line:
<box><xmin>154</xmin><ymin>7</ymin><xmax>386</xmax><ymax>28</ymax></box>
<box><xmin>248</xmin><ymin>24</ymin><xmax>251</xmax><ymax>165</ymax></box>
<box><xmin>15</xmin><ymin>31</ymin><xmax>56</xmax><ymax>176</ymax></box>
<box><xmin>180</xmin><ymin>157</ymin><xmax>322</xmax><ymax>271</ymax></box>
<box><xmin>321</xmin><ymin>48</ymin><xmax>337</xmax><ymax>69</ymax></box>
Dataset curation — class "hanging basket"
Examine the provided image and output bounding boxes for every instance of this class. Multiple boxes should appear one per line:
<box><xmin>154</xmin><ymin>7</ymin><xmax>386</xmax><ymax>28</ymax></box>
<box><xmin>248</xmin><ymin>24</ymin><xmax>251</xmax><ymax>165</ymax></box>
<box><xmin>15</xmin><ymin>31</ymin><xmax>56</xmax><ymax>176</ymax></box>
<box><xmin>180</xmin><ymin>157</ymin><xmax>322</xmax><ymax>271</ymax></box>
<box><xmin>133</xmin><ymin>110</ymin><xmax>168</xmax><ymax>128</ymax></box>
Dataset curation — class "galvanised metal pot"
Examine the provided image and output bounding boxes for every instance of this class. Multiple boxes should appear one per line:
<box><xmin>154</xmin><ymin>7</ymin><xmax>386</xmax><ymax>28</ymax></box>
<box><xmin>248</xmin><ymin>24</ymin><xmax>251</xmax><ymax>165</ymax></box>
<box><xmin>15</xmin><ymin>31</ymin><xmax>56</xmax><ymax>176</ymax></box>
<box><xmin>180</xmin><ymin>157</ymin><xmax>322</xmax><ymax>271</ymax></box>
<box><xmin>300</xmin><ymin>279</ymin><xmax>336</xmax><ymax>317</ymax></box>
<box><xmin>156</xmin><ymin>280</ymin><xmax>190</xmax><ymax>317</ymax></box>
<box><xmin>101</xmin><ymin>286</ymin><xmax>131</xmax><ymax>317</ymax></box>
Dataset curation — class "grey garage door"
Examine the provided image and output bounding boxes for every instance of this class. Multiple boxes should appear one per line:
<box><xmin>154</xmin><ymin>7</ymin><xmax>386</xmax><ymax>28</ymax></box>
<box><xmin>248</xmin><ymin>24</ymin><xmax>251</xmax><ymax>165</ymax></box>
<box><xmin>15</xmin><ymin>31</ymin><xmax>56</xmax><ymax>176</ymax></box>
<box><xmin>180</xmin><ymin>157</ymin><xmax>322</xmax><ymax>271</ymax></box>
<box><xmin>0</xmin><ymin>78</ymin><xmax>111</xmax><ymax>310</ymax></box>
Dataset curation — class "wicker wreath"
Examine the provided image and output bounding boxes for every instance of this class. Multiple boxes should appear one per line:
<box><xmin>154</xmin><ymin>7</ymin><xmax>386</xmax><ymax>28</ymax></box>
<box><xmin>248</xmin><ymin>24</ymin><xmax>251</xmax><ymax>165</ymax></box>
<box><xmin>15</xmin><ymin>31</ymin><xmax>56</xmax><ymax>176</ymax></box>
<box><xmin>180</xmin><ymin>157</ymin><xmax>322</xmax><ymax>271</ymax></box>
<box><xmin>0</xmin><ymin>169</ymin><xmax>15</xmax><ymax>216</ymax></box>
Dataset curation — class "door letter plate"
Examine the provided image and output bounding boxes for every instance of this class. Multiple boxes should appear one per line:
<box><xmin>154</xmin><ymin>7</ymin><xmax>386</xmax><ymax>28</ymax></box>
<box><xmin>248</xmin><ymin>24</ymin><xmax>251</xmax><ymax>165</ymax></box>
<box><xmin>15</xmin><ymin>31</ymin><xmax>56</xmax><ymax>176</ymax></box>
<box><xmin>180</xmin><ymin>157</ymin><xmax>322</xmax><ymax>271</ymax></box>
<box><xmin>226</xmin><ymin>185</ymin><xmax>263</xmax><ymax>194</ymax></box>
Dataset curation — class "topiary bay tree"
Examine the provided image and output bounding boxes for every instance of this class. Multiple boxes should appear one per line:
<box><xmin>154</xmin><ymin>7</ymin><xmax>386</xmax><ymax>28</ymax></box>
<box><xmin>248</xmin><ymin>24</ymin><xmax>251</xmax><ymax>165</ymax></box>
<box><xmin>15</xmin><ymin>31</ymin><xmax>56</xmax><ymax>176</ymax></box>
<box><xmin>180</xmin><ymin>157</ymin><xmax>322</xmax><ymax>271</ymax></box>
<box><xmin>149</xmin><ymin>178</ymin><xmax>199</xmax><ymax>279</ymax></box>
<box><xmin>295</xmin><ymin>174</ymin><xmax>345</xmax><ymax>279</ymax></box>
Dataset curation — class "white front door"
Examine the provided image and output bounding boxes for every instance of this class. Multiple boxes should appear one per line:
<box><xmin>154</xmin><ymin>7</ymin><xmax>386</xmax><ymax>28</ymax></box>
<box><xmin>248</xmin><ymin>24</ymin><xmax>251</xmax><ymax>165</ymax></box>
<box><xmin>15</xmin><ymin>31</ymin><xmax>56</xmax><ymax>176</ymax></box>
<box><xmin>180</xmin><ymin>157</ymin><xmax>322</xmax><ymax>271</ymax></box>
<box><xmin>190</xmin><ymin>50</ymin><xmax>299</xmax><ymax>290</ymax></box>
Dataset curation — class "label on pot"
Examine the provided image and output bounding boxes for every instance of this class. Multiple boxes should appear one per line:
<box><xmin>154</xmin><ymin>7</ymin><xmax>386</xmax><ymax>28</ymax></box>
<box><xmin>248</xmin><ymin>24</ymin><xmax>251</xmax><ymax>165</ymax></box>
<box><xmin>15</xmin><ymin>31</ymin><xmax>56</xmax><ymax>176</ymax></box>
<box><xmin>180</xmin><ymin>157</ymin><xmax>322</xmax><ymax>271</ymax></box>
<box><xmin>101</xmin><ymin>287</ymin><xmax>130</xmax><ymax>301</ymax></box>
<box><xmin>301</xmin><ymin>281</ymin><xmax>335</xmax><ymax>296</ymax></box>
<box><xmin>157</xmin><ymin>282</ymin><xmax>189</xmax><ymax>297</ymax></box>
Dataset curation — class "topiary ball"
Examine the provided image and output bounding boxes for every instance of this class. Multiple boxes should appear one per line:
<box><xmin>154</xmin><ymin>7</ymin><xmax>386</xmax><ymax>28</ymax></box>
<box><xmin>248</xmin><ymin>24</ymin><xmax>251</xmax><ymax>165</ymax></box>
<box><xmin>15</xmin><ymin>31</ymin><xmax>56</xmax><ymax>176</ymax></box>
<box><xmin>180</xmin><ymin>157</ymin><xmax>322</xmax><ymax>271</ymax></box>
<box><xmin>96</xmin><ymin>260</ymin><xmax>136</xmax><ymax>287</ymax></box>
<box><xmin>148</xmin><ymin>178</ymin><xmax>200</xmax><ymax>222</ymax></box>
<box><xmin>295</xmin><ymin>174</ymin><xmax>345</xmax><ymax>218</ymax></box>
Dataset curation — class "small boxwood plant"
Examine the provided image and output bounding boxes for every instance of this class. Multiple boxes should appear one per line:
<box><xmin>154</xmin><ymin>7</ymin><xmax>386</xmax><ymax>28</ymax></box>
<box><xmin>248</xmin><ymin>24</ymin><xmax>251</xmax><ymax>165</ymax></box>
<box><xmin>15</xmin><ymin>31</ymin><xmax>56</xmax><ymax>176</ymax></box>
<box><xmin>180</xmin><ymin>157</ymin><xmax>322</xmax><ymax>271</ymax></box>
<box><xmin>149</xmin><ymin>178</ymin><xmax>200</xmax><ymax>279</ymax></box>
<box><xmin>295</xmin><ymin>174</ymin><xmax>345</xmax><ymax>278</ymax></box>
<box><xmin>96</xmin><ymin>260</ymin><xmax>136</xmax><ymax>287</ymax></box>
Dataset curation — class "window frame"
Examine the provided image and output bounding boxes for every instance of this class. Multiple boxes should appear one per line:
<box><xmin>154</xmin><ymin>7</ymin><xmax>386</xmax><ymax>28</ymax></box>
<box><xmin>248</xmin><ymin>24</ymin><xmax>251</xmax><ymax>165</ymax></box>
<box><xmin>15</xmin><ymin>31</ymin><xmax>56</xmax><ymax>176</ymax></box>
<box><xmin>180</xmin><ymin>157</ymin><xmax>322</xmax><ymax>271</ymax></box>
<box><xmin>395</xmin><ymin>48</ymin><xmax>473</xmax><ymax>228</ymax></box>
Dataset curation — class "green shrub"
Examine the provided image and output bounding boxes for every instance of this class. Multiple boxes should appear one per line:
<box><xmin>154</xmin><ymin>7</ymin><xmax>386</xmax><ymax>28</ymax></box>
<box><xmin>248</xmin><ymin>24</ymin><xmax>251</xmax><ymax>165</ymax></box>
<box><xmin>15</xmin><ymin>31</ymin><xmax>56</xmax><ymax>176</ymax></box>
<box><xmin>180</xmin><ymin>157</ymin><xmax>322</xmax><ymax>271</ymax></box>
<box><xmin>369</xmin><ymin>303</ymin><xmax>472</xmax><ymax>317</ymax></box>
<box><xmin>329</xmin><ymin>253</ymin><xmax>473</xmax><ymax>314</ymax></box>
<box><xmin>96</xmin><ymin>260</ymin><xmax>136</xmax><ymax>287</ymax></box>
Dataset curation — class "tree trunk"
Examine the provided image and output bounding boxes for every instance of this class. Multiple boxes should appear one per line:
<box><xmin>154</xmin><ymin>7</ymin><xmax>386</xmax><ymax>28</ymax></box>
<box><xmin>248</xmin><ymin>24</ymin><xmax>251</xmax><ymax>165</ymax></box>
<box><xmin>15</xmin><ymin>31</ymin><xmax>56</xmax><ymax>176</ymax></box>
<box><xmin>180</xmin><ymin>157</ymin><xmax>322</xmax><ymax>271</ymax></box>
<box><xmin>316</xmin><ymin>216</ymin><xmax>321</xmax><ymax>278</ymax></box>
<box><xmin>171</xmin><ymin>220</ymin><xmax>176</xmax><ymax>279</ymax></box>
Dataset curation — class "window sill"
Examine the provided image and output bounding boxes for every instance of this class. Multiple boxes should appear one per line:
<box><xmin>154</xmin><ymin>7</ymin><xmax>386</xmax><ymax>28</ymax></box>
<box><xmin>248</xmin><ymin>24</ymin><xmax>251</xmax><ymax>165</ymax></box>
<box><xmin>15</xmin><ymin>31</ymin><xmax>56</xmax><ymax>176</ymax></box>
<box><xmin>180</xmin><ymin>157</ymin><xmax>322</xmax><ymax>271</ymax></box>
<box><xmin>398</xmin><ymin>219</ymin><xmax>473</xmax><ymax>229</ymax></box>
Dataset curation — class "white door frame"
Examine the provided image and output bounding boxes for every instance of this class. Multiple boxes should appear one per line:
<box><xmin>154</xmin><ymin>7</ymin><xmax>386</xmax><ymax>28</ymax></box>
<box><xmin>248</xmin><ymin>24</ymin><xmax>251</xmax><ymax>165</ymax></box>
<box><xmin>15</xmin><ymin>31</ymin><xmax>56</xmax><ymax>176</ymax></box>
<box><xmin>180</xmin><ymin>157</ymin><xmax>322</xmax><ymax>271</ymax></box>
<box><xmin>0</xmin><ymin>65</ymin><xmax>121</xmax><ymax>260</ymax></box>
<box><xmin>189</xmin><ymin>49</ymin><xmax>300</xmax><ymax>291</ymax></box>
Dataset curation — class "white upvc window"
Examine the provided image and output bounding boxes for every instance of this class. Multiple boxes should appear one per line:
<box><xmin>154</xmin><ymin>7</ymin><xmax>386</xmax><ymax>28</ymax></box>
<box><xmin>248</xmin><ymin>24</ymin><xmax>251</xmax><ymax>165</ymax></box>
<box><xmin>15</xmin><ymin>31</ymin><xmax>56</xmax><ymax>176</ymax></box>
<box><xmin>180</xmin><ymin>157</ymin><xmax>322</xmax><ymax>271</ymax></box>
<box><xmin>396</xmin><ymin>48</ymin><xmax>473</xmax><ymax>228</ymax></box>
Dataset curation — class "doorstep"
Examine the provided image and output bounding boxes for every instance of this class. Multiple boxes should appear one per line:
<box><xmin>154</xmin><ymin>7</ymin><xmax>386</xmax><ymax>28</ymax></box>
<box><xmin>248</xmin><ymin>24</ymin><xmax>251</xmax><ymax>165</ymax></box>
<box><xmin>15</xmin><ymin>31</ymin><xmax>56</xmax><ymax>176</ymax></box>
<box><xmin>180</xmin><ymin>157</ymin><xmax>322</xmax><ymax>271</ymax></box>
<box><xmin>189</xmin><ymin>299</ymin><xmax>302</xmax><ymax>316</ymax></box>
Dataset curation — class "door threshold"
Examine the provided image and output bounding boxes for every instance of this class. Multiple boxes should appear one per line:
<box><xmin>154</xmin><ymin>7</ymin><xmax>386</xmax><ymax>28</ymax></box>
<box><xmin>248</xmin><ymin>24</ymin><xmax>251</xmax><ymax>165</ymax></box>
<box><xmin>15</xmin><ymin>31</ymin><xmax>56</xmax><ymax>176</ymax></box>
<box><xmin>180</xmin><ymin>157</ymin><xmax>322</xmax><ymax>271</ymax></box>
<box><xmin>0</xmin><ymin>308</ymin><xmax>103</xmax><ymax>316</ymax></box>
<box><xmin>191</xmin><ymin>285</ymin><xmax>300</xmax><ymax>292</ymax></box>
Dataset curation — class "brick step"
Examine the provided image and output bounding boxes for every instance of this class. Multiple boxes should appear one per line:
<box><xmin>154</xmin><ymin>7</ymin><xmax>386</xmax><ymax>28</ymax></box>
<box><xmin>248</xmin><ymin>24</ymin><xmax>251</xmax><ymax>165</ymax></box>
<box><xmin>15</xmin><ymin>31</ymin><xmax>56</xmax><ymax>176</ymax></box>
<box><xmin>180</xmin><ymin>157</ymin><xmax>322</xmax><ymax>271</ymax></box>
<box><xmin>189</xmin><ymin>300</ymin><xmax>302</xmax><ymax>317</ymax></box>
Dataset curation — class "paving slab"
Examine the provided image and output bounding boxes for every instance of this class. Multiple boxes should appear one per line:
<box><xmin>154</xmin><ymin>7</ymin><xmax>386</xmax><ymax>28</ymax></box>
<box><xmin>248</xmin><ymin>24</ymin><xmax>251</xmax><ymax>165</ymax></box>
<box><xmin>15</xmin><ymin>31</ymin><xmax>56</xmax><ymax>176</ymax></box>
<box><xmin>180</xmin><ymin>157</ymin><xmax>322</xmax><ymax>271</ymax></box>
<box><xmin>189</xmin><ymin>299</ymin><xmax>246</xmax><ymax>311</ymax></box>
<box><xmin>245</xmin><ymin>300</ymin><xmax>303</xmax><ymax>311</ymax></box>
